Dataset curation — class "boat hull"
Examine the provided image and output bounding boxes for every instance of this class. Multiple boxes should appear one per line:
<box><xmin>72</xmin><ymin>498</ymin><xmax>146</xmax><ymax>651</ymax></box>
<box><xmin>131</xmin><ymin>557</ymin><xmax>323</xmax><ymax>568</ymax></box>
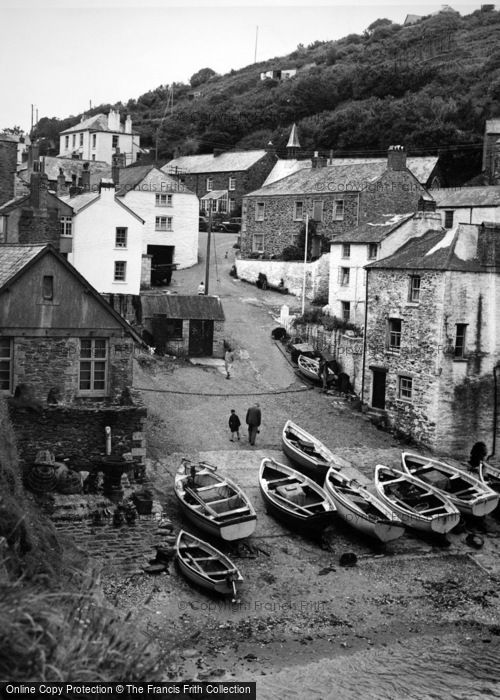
<box><xmin>281</xmin><ymin>420</ymin><xmax>337</xmax><ymax>483</ymax></box>
<box><xmin>260</xmin><ymin>486</ymin><xmax>334</xmax><ymax>534</ymax></box>
<box><xmin>175</xmin><ymin>493</ymin><xmax>256</xmax><ymax>541</ymax></box>
<box><xmin>176</xmin><ymin>531</ymin><xmax>243</xmax><ymax>597</ymax></box>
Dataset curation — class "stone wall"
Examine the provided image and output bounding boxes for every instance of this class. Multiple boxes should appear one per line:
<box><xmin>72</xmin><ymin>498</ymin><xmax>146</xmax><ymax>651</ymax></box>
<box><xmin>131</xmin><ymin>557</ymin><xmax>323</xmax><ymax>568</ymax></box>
<box><xmin>236</xmin><ymin>253</ymin><xmax>330</xmax><ymax>301</ymax></box>
<box><xmin>241</xmin><ymin>193</ymin><xmax>358</xmax><ymax>259</ymax></box>
<box><xmin>359</xmin><ymin>169</ymin><xmax>425</xmax><ymax>223</ymax></box>
<box><xmin>8</xmin><ymin>398</ymin><xmax>147</xmax><ymax>466</ymax></box>
<box><xmin>12</xmin><ymin>336</ymin><xmax>135</xmax><ymax>404</ymax></box>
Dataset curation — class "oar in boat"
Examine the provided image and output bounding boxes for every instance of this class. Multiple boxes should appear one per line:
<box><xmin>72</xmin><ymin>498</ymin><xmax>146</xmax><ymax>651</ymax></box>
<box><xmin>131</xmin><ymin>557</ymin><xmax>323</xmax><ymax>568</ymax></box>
<box><xmin>184</xmin><ymin>486</ymin><xmax>219</xmax><ymax>517</ymax></box>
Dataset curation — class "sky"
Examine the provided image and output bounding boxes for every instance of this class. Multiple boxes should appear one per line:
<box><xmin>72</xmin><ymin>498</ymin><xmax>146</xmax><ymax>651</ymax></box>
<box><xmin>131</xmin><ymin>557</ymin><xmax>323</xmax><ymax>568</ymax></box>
<box><xmin>0</xmin><ymin>0</ymin><xmax>481</xmax><ymax>132</ymax></box>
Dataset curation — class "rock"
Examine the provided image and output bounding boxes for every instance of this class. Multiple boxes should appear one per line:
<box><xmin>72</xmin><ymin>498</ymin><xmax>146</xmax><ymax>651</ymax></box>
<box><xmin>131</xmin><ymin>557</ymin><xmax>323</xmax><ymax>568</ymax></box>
<box><xmin>465</xmin><ymin>533</ymin><xmax>484</xmax><ymax>549</ymax></box>
<box><xmin>339</xmin><ymin>552</ymin><xmax>357</xmax><ymax>567</ymax></box>
<box><xmin>143</xmin><ymin>564</ymin><xmax>167</xmax><ymax>575</ymax></box>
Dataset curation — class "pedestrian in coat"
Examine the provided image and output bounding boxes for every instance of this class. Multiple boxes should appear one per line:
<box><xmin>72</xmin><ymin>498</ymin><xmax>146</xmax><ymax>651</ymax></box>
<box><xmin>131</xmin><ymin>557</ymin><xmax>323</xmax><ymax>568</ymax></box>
<box><xmin>228</xmin><ymin>409</ymin><xmax>241</xmax><ymax>441</ymax></box>
<box><xmin>224</xmin><ymin>349</ymin><xmax>235</xmax><ymax>379</ymax></box>
<box><xmin>246</xmin><ymin>402</ymin><xmax>261</xmax><ymax>445</ymax></box>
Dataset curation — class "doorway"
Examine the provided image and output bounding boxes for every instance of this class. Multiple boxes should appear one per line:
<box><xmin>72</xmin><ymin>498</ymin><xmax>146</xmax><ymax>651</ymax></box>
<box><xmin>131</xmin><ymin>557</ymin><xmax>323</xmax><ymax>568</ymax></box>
<box><xmin>188</xmin><ymin>320</ymin><xmax>214</xmax><ymax>356</ymax></box>
<box><xmin>371</xmin><ymin>368</ymin><xmax>387</xmax><ymax>409</ymax></box>
<box><xmin>147</xmin><ymin>245</ymin><xmax>175</xmax><ymax>286</ymax></box>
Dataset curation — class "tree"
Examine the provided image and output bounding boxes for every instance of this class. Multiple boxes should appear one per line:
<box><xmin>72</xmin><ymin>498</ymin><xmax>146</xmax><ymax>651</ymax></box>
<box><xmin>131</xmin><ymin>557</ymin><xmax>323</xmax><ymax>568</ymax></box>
<box><xmin>367</xmin><ymin>18</ymin><xmax>393</xmax><ymax>34</ymax></box>
<box><xmin>190</xmin><ymin>68</ymin><xmax>216</xmax><ymax>87</ymax></box>
<box><xmin>3</xmin><ymin>126</ymin><xmax>24</xmax><ymax>136</ymax></box>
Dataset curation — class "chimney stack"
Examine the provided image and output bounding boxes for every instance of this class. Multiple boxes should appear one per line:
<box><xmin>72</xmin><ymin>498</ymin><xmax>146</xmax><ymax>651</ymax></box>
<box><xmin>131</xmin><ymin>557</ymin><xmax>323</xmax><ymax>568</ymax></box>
<box><xmin>112</xmin><ymin>150</ymin><xmax>126</xmax><ymax>185</ymax></box>
<box><xmin>311</xmin><ymin>151</ymin><xmax>327</xmax><ymax>169</ymax></box>
<box><xmin>81</xmin><ymin>162</ymin><xmax>91</xmax><ymax>192</ymax></box>
<box><xmin>99</xmin><ymin>178</ymin><xmax>116</xmax><ymax>198</ymax></box>
<box><xmin>125</xmin><ymin>115</ymin><xmax>132</xmax><ymax>134</ymax></box>
<box><xmin>387</xmin><ymin>145</ymin><xmax>407</xmax><ymax>171</ymax></box>
<box><xmin>107</xmin><ymin>109</ymin><xmax>121</xmax><ymax>132</ymax></box>
<box><xmin>57</xmin><ymin>168</ymin><xmax>66</xmax><ymax>196</ymax></box>
<box><xmin>478</xmin><ymin>221</ymin><xmax>500</xmax><ymax>269</ymax></box>
<box><xmin>0</xmin><ymin>133</ymin><xmax>18</xmax><ymax>207</ymax></box>
<box><xmin>30</xmin><ymin>171</ymin><xmax>49</xmax><ymax>210</ymax></box>
<box><xmin>417</xmin><ymin>196</ymin><xmax>436</xmax><ymax>212</ymax></box>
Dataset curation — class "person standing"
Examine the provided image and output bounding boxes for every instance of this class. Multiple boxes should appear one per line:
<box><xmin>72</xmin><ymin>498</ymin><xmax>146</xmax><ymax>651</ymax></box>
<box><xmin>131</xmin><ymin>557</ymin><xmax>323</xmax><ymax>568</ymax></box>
<box><xmin>246</xmin><ymin>402</ymin><xmax>261</xmax><ymax>445</ymax></box>
<box><xmin>228</xmin><ymin>409</ymin><xmax>241</xmax><ymax>441</ymax></box>
<box><xmin>224</xmin><ymin>348</ymin><xmax>235</xmax><ymax>379</ymax></box>
<box><xmin>198</xmin><ymin>281</ymin><xmax>205</xmax><ymax>295</ymax></box>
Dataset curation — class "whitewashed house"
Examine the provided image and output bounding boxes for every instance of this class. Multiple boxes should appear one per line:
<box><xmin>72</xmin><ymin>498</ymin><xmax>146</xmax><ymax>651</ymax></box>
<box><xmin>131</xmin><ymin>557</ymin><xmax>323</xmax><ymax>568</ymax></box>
<box><xmin>432</xmin><ymin>186</ymin><xmax>500</xmax><ymax>229</ymax></box>
<box><xmin>115</xmin><ymin>165</ymin><xmax>199</xmax><ymax>286</ymax></box>
<box><xmin>58</xmin><ymin>110</ymin><xmax>143</xmax><ymax>165</ymax></box>
<box><xmin>61</xmin><ymin>180</ymin><xmax>144</xmax><ymax>295</ymax></box>
<box><xmin>328</xmin><ymin>205</ymin><xmax>443</xmax><ymax>326</ymax></box>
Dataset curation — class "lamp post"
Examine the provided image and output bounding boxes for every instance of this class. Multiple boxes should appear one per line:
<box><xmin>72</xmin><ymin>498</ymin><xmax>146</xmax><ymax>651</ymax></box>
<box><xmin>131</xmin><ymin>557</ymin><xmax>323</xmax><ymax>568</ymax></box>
<box><xmin>301</xmin><ymin>214</ymin><xmax>309</xmax><ymax>316</ymax></box>
<box><xmin>205</xmin><ymin>202</ymin><xmax>212</xmax><ymax>294</ymax></box>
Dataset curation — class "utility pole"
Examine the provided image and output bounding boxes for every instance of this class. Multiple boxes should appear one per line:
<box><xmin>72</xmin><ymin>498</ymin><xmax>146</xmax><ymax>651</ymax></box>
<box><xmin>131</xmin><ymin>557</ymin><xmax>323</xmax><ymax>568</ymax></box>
<box><xmin>301</xmin><ymin>214</ymin><xmax>309</xmax><ymax>315</ymax></box>
<box><xmin>30</xmin><ymin>104</ymin><xmax>34</xmax><ymax>133</ymax></box>
<box><xmin>254</xmin><ymin>26</ymin><xmax>259</xmax><ymax>63</ymax></box>
<box><xmin>205</xmin><ymin>204</ymin><xmax>212</xmax><ymax>294</ymax></box>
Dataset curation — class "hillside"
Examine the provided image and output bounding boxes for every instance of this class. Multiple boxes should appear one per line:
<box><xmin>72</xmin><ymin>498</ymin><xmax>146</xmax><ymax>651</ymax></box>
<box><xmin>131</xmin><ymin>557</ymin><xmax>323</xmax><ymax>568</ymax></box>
<box><xmin>33</xmin><ymin>8</ymin><xmax>500</xmax><ymax>184</ymax></box>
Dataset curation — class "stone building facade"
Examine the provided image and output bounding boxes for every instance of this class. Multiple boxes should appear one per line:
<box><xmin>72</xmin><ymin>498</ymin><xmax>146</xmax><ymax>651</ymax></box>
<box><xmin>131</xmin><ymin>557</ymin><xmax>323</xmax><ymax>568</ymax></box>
<box><xmin>363</xmin><ymin>222</ymin><xmax>500</xmax><ymax>458</ymax></box>
<box><xmin>163</xmin><ymin>149</ymin><xmax>277</xmax><ymax>214</ymax></box>
<box><xmin>0</xmin><ymin>133</ymin><xmax>17</xmax><ymax>208</ymax></box>
<box><xmin>241</xmin><ymin>147</ymin><xmax>428</xmax><ymax>260</ymax></box>
<box><xmin>482</xmin><ymin>119</ymin><xmax>500</xmax><ymax>185</ymax></box>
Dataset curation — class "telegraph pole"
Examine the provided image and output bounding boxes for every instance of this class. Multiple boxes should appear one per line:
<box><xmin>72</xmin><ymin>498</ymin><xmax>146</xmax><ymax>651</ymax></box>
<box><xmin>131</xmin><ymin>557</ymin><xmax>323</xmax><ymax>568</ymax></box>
<box><xmin>205</xmin><ymin>205</ymin><xmax>212</xmax><ymax>294</ymax></box>
<box><xmin>254</xmin><ymin>26</ymin><xmax>259</xmax><ymax>63</ymax></box>
<box><xmin>301</xmin><ymin>214</ymin><xmax>309</xmax><ymax>315</ymax></box>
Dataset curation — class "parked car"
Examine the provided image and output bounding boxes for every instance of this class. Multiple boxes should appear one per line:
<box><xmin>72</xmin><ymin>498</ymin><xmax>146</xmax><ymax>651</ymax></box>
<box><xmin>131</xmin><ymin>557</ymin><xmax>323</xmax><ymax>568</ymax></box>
<box><xmin>215</xmin><ymin>217</ymin><xmax>241</xmax><ymax>233</ymax></box>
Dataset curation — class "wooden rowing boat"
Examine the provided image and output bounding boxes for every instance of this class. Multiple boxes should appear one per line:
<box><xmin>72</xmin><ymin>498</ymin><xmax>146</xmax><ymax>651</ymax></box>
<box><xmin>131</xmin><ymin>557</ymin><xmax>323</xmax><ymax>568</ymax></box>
<box><xmin>401</xmin><ymin>452</ymin><xmax>499</xmax><ymax>517</ymax></box>
<box><xmin>297</xmin><ymin>354</ymin><xmax>336</xmax><ymax>384</ymax></box>
<box><xmin>324</xmin><ymin>466</ymin><xmax>405</xmax><ymax>543</ymax></box>
<box><xmin>176</xmin><ymin>530</ymin><xmax>243</xmax><ymax>599</ymax></box>
<box><xmin>281</xmin><ymin>419</ymin><xmax>340</xmax><ymax>482</ymax></box>
<box><xmin>374</xmin><ymin>464</ymin><xmax>460</xmax><ymax>534</ymax></box>
<box><xmin>259</xmin><ymin>457</ymin><xmax>336</xmax><ymax>534</ymax></box>
<box><xmin>478</xmin><ymin>461</ymin><xmax>500</xmax><ymax>495</ymax></box>
<box><xmin>174</xmin><ymin>459</ymin><xmax>257</xmax><ymax>541</ymax></box>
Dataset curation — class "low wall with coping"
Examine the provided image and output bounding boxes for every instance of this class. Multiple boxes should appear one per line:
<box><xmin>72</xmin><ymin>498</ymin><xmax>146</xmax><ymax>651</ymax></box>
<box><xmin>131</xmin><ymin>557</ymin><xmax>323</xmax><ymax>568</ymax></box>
<box><xmin>235</xmin><ymin>254</ymin><xmax>330</xmax><ymax>301</ymax></box>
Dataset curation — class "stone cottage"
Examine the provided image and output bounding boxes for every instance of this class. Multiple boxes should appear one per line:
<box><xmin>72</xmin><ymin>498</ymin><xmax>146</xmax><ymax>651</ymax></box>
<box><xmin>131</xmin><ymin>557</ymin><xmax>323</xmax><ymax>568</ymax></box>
<box><xmin>363</xmin><ymin>221</ymin><xmax>500</xmax><ymax>457</ymax></box>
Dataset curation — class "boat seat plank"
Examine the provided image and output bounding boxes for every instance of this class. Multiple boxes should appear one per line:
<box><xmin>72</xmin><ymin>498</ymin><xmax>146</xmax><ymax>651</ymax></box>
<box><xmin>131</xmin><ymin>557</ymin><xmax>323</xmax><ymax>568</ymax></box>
<box><xmin>183</xmin><ymin>552</ymin><xmax>206</xmax><ymax>574</ymax></box>
<box><xmin>451</xmin><ymin>487</ymin><xmax>477</xmax><ymax>498</ymax></box>
<box><xmin>195</xmin><ymin>482</ymin><xmax>228</xmax><ymax>492</ymax></box>
<box><xmin>271</xmin><ymin>491</ymin><xmax>314</xmax><ymax>514</ymax></box>
<box><xmin>267</xmin><ymin>477</ymin><xmax>299</xmax><ymax>487</ymax></box>
<box><xmin>217</xmin><ymin>505</ymin><xmax>251</xmax><ymax>517</ymax></box>
<box><xmin>192</xmin><ymin>556</ymin><xmax>219</xmax><ymax>561</ymax></box>
<box><xmin>381</xmin><ymin>477</ymin><xmax>404</xmax><ymax>485</ymax></box>
<box><xmin>419</xmin><ymin>505</ymin><xmax>448</xmax><ymax>515</ymax></box>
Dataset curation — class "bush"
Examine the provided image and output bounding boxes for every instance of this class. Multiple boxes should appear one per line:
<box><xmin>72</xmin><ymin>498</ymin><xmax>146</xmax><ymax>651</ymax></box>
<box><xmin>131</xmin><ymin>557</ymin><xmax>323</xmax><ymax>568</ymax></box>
<box><xmin>282</xmin><ymin>245</ymin><xmax>303</xmax><ymax>261</ymax></box>
<box><xmin>312</xmin><ymin>292</ymin><xmax>329</xmax><ymax>306</ymax></box>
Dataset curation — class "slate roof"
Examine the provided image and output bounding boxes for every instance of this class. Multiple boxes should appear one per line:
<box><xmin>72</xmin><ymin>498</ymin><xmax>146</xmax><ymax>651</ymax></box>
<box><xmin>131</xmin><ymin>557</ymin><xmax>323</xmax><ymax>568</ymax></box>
<box><xmin>432</xmin><ymin>186</ymin><xmax>500</xmax><ymax>208</ymax></box>
<box><xmin>367</xmin><ymin>224</ymin><xmax>485</xmax><ymax>272</ymax></box>
<box><xmin>328</xmin><ymin>156</ymin><xmax>439</xmax><ymax>185</ymax></box>
<box><xmin>163</xmin><ymin>150</ymin><xmax>269</xmax><ymax>174</ymax></box>
<box><xmin>263</xmin><ymin>159</ymin><xmax>311</xmax><ymax>186</ymax></box>
<box><xmin>18</xmin><ymin>157</ymin><xmax>111</xmax><ymax>188</ymax></box>
<box><xmin>60</xmin><ymin>114</ymin><xmax>138</xmax><ymax>135</ymax></box>
<box><xmin>246</xmin><ymin>162</ymin><xmax>388</xmax><ymax>197</ymax></box>
<box><xmin>141</xmin><ymin>294</ymin><xmax>225</xmax><ymax>321</ymax></box>
<box><xmin>60</xmin><ymin>191</ymin><xmax>100</xmax><ymax>213</ymax></box>
<box><xmin>0</xmin><ymin>245</ymin><xmax>46</xmax><ymax>286</ymax></box>
<box><xmin>0</xmin><ymin>195</ymin><xmax>30</xmax><ymax>215</ymax></box>
<box><xmin>116</xmin><ymin>165</ymin><xmax>193</xmax><ymax>195</ymax></box>
<box><xmin>331</xmin><ymin>213</ymin><xmax>414</xmax><ymax>244</ymax></box>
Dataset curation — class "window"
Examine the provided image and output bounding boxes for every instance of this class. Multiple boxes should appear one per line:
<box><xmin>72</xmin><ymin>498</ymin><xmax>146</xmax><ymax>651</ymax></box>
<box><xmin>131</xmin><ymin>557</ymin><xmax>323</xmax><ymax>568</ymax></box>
<box><xmin>294</xmin><ymin>201</ymin><xmax>304</xmax><ymax>220</ymax></box>
<box><xmin>342</xmin><ymin>244</ymin><xmax>350</xmax><ymax>258</ymax></box>
<box><xmin>155</xmin><ymin>193</ymin><xmax>172</xmax><ymax>207</ymax></box>
<box><xmin>114</xmin><ymin>261</ymin><xmax>127</xmax><ymax>281</ymax></box>
<box><xmin>155</xmin><ymin>216</ymin><xmax>173</xmax><ymax>231</ymax></box>
<box><xmin>112</xmin><ymin>135</ymin><xmax>119</xmax><ymax>149</ymax></box>
<box><xmin>206</xmin><ymin>177</ymin><xmax>213</xmax><ymax>191</ymax></box>
<box><xmin>166</xmin><ymin>319</ymin><xmax>183</xmax><ymax>340</ymax></box>
<box><xmin>339</xmin><ymin>267</ymin><xmax>350</xmax><ymax>286</ymax></box>
<box><xmin>79</xmin><ymin>339</ymin><xmax>107</xmax><ymax>395</ymax></box>
<box><xmin>368</xmin><ymin>243</ymin><xmax>377</xmax><ymax>260</ymax></box>
<box><xmin>60</xmin><ymin>216</ymin><xmax>72</xmax><ymax>237</ymax></box>
<box><xmin>79</xmin><ymin>133</ymin><xmax>83</xmax><ymax>146</ymax></box>
<box><xmin>388</xmin><ymin>318</ymin><xmax>402</xmax><ymax>352</ymax></box>
<box><xmin>228</xmin><ymin>177</ymin><xmax>236</xmax><ymax>191</ymax></box>
<box><xmin>253</xmin><ymin>233</ymin><xmax>264</xmax><ymax>252</ymax></box>
<box><xmin>0</xmin><ymin>216</ymin><xmax>6</xmax><ymax>242</ymax></box>
<box><xmin>115</xmin><ymin>227</ymin><xmax>127</xmax><ymax>248</ymax></box>
<box><xmin>65</xmin><ymin>135</ymin><xmax>69</xmax><ymax>149</ymax></box>
<box><xmin>72</xmin><ymin>134</ymin><xmax>76</xmax><ymax>148</ymax></box>
<box><xmin>0</xmin><ymin>338</ymin><xmax>12</xmax><ymax>392</ymax></box>
<box><xmin>455</xmin><ymin>324</ymin><xmax>467</xmax><ymax>358</ymax></box>
<box><xmin>42</xmin><ymin>275</ymin><xmax>53</xmax><ymax>301</ymax></box>
<box><xmin>444</xmin><ymin>210</ymin><xmax>454</xmax><ymax>229</ymax></box>
<box><xmin>399</xmin><ymin>376</ymin><xmax>413</xmax><ymax>401</ymax></box>
<box><xmin>92</xmin><ymin>155</ymin><xmax>95</xmax><ymax>161</ymax></box>
<box><xmin>313</xmin><ymin>200</ymin><xmax>324</xmax><ymax>222</ymax></box>
<box><xmin>92</xmin><ymin>134</ymin><xmax>96</xmax><ymax>149</ymax></box>
<box><xmin>255</xmin><ymin>202</ymin><xmax>265</xmax><ymax>221</ymax></box>
<box><xmin>333</xmin><ymin>199</ymin><xmax>344</xmax><ymax>221</ymax></box>
<box><xmin>408</xmin><ymin>275</ymin><xmax>421</xmax><ymax>303</ymax></box>
<box><xmin>229</xmin><ymin>198</ymin><xmax>236</xmax><ymax>212</ymax></box>
<box><xmin>341</xmin><ymin>301</ymin><xmax>350</xmax><ymax>323</ymax></box>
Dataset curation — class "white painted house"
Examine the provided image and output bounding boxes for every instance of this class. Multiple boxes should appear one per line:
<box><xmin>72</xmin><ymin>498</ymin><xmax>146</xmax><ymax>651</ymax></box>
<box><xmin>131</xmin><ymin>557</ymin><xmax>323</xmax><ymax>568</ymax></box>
<box><xmin>432</xmin><ymin>186</ymin><xmax>500</xmax><ymax>229</ymax></box>
<box><xmin>115</xmin><ymin>165</ymin><xmax>199</xmax><ymax>286</ymax></box>
<box><xmin>61</xmin><ymin>180</ymin><xmax>144</xmax><ymax>295</ymax></box>
<box><xmin>58</xmin><ymin>110</ymin><xmax>143</xmax><ymax>165</ymax></box>
<box><xmin>328</xmin><ymin>208</ymin><xmax>444</xmax><ymax>326</ymax></box>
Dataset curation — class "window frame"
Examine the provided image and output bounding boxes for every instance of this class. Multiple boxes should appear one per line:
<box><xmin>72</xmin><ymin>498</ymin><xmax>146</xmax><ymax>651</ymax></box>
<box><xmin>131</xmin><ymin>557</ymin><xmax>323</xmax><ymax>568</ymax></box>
<box><xmin>112</xmin><ymin>135</ymin><xmax>119</xmax><ymax>149</ymax></box>
<box><xmin>42</xmin><ymin>275</ymin><xmax>54</xmax><ymax>301</ymax></box>
<box><xmin>387</xmin><ymin>318</ymin><xmax>402</xmax><ymax>352</ymax></box>
<box><xmin>65</xmin><ymin>135</ymin><xmax>69</xmax><ymax>149</ymax></box>
<box><xmin>408</xmin><ymin>275</ymin><xmax>421</xmax><ymax>303</ymax></box>
<box><xmin>206</xmin><ymin>177</ymin><xmax>213</xmax><ymax>192</ymax></box>
<box><xmin>114</xmin><ymin>260</ymin><xmax>127</xmax><ymax>282</ymax></box>
<box><xmin>341</xmin><ymin>243</ymin><xmax>351</xmax><ymax>258</ymax></box>
<box><xmin>78</xmin><ymin>338</ymin><xmax>108</xmax><ymax>396</ymax></box>
<box><xmin>166</xmin><ymin>319</ymin><xmax>183</xmax><ymax>340</ymax></box>
<box><xmin>454</xmin><ymin>323</ymin><xmax>467</xmax><ymax>359</ymax></box>
<box><xmin>294</xmin><ymin>201</ymin><xmax>304</xmax><ymax>221</ymax></box>
<box><xmin>253</xmin><ymin>233</ymin><xmax>264</xmax><ymax>253</ymax></box>
<box><xmin>92</xmin><ymin>133</ymin><xmax>96</xmax><ymax>149</ymax></box>
<box><xmin>115</xmin><ymin>227</ymin><xmax>128</xmax><ymax>249</ymax></box>
<box><xmin>312</xmin><ymin>200</ymin><xmax>324</xmax><ymax>222</ymax></box>
<box><xmin>339</xmin><ymin>267</ymin><xmax>350</xmax><ymax>286</ymax></box>
<box><xmin>0</xmin><ymin>337</ymin><xmax>13</xmax><ymax>393</ymax></box>
<box><xmin>255</xmin><ymin>202</ymin><xmax>265</xmax><ymax>222</ymax></box>
<box><xmin>444</xmin><ymin>210</ymin><xmax>454</xmax><ymax>229</ymax></box>
<box><xmin>155</xmin><ymin>193</ymin><xmax>172</xmax><ymax>207</ymax></box>
<box><xmin>367</xmin><ymin>243</ymin><xmax>377</xmax><ymax>260</ymax></box>
<box><xmin>228</xmin><ymin>176</ymin><xmax>236</xmax><ymax>191</ymax></box>
<box><xmin>341</xmin><ymin>300</ymin><xmax>351</xmax><ymax>323</ymax></box>
<box><xmin>60</xmin><ymin>216</ymin><xmax>72</xmax><ymax>237</ymax></box>
<box><xmin>398</xmin><ymin>375</ymin><xmax>413</xmax><ymax>401</ymax></box>
<box><xmin>155</xmin><ymin>216</ymin><xmax>173</xmax><ymax>231</ymax></box>
<box><xmin>333</xmin><ymin>199</ymin><xmax>345</xmax><ymax>221</ymax></box>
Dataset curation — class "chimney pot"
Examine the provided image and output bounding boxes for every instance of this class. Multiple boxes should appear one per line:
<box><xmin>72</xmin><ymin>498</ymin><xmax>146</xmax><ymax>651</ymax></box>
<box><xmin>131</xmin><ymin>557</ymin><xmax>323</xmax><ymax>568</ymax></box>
<box><xmin>387</xmin><ymin>145</ymin><xmax>407</xmax><ymax>171</ymax></box>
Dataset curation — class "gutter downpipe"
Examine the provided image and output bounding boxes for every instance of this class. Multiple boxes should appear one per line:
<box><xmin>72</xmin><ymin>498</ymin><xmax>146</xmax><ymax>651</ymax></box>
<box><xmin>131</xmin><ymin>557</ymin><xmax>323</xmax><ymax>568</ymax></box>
<box><xmin>361</xmin><ymin>266</ymin><xmax>369</xmax><ymax>407</ymax></box>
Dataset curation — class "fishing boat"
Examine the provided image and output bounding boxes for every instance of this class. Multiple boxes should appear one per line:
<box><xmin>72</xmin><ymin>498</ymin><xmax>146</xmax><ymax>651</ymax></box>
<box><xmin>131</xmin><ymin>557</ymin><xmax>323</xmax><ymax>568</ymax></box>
<box><xmin>324</xmin><ymin>466</ymin><xmax>405</xmax><ymax>543</ymax></box>
<box><xmin>281</xmin><ymin>419</ymin><xmax>340</xmax><ymax>482</ymax></box>
<box><xmin>259</xmin><ymin>457</ymin><xmax>336</xmax><ymax>534</ymax></box>
<box><xmin>401</xmin><ymin>452</ymin><xmax>499</xmax><ymax>517</ymax></box>
<box><xmin>297</xmin><ymin>354</ymin><xmax>336</xmax><ymax>384</ymax></box>
<box><xmin>174</xmin><ymin>459</ymin><xmax>257</xmax><ymax>541</ymax></box>
<box><xmin>478</xmin><ymin>462</ymin><xmax>500</xmax><ymax>495</ymax></box>
<box><xmin>176</xmin><ymin>530</ymin><xmax>243</xmax><ymax>600</ymax></box>
<box><xmin>374</xmin><ymin>464</ymin><xmax>460</xmax><ymax>534</ymax></box>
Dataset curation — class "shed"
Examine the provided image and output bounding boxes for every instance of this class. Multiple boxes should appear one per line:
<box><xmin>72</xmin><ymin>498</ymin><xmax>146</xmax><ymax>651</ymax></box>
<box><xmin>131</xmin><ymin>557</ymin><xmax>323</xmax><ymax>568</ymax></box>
<box><xmin>141</xmin><ymin>294</ymin><xmax>225</xmax><ymax>357</ymax></box>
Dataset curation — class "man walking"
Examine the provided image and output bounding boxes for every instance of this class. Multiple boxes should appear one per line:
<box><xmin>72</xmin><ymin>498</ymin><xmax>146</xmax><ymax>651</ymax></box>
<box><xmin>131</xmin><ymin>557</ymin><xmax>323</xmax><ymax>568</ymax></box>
<box><xmin>246</xmin><ymin>402</ymin><xmax>261</xmax><ymax>445</ymax></box>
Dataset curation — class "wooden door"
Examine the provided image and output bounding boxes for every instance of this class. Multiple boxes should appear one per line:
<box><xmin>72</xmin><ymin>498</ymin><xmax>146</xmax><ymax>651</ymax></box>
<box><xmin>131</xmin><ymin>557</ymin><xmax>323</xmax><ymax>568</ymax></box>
<box><xmin>189</xmin><ymin>320</ymin><xmax>214</xmax><ymax>357</ymax></box>
<box><xmin>371</xmin><ymin>369</ymin><xmax>386</xmax><ymax>409</ymax></box>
